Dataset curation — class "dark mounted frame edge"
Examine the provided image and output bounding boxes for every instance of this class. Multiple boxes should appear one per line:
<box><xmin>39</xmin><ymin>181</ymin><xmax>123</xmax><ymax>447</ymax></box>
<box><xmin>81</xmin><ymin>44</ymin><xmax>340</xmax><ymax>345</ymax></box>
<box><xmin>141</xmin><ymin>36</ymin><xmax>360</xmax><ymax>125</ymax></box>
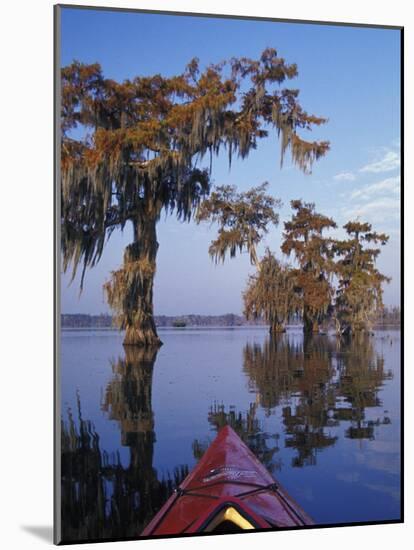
<box><xmin>54</xmin><ymin>4</ymin><xmax>62</xmax><ymax>545</ymax></box>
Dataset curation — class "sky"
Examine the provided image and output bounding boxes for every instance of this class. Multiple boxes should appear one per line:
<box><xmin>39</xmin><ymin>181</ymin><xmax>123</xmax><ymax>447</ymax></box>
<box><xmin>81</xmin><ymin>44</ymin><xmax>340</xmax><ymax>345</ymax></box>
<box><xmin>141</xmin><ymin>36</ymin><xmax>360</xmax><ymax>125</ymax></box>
<box><xmin>60</xmin><ymin>7</ymin><xmax>401</xmax><ymax>316</ymax></box>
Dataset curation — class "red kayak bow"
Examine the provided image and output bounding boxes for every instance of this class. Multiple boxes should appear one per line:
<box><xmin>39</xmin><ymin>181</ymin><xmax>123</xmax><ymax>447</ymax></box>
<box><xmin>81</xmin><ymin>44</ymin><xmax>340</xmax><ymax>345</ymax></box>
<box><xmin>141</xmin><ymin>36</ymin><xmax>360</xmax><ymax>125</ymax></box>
<box><xmin>142</xmin><ymin>425</ymin><xmax>313</xmax><ymax>535</ymax></box>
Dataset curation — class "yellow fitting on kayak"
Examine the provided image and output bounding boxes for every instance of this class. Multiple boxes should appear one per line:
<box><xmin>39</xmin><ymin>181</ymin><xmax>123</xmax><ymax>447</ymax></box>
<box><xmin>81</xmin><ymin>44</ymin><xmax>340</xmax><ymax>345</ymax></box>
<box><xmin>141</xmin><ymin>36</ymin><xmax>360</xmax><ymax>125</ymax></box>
<box><xmin>204</xmin><ymin>506</ymin><xmax>255</xmax><ymax>531</ymax></box>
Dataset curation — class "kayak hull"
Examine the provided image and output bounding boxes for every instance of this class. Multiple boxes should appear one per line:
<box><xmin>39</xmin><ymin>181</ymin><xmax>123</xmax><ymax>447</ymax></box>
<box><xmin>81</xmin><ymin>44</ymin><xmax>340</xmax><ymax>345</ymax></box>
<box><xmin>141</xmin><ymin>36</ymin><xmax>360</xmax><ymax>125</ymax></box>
<box><xmin>142</xmin><ymin>425</ymin><xmax>313</xmax><ymax>536</ymax></box>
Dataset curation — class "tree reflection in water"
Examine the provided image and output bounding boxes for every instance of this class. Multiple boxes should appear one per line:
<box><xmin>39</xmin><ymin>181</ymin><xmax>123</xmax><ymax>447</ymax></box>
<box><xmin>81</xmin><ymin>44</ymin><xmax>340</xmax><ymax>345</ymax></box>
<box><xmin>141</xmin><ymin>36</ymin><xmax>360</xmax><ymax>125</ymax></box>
<box><xmin>61</xmin><ymin>333</ymin><xmax>394</xmax><ymax>541</ymax></box>
<box><xmin>241</xmin><ymin>333</ymin><xmax>393</xmax><ymax>468</ymax></box>
<box><xmin>61</xmin><ymin>347</ymin><xmax>188</xmax><ymax>543</ymax></box>
<box><xmin>334</xmin><ymin>334</ymin><xmax>393</xmax><ymax>440</ymax></box>
<box><xmin>193</xmin><ymin>402</ymin><xmax>282</xmax><ymax>474</ymax></box>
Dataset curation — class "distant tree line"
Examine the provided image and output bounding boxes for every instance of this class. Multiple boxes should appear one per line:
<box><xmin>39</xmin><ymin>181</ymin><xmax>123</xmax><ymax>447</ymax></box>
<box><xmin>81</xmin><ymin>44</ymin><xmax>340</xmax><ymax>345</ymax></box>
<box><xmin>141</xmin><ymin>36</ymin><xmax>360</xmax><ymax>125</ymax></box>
<box><xmin>373</xmin><ymin>306</ymin><xmax>401</xmax><ymax>327</ymax></box>
<box><xmin>61</xmin><ymin>306</ymin><xmax>399</xmax><ymax>330</ymax></box>
<box><xmin>61</xmin><ymin>313</ymin><xmax>261</xmax><ymax>328</ymax></box>
<box><xmin>61</xmin><ymin>313</ymin><xmax>113</xmax><ymax>328</ymax></box>
<box><xmin>156</xmin><ymin>313</ymin><xmax>252</xmax><ymax>327</ymax></box>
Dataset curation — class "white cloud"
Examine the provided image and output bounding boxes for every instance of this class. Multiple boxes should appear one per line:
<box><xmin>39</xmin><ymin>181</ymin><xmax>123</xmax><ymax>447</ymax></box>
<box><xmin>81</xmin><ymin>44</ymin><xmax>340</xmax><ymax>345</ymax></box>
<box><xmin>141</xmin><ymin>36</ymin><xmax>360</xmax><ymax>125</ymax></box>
<box><xmin>350</xmin><ymin>176</ymin><xmax>400</xmax><ymax>201</ymax></box>
<box><xmin>334</xmin><ymin>172</ymin><xmax>355</xmax><ymax>182</ymax></box>
<box><xmin>359</xmin><ymin>150</ymin><xmax>400</xmax><ymax>174</ymax></box>
<box><xmin>342</xmin><ymin>172</ymin><xmax>401</xmax><ymax>226</ymax></box>
<box><xmin>343</xmin><ymin>198</ymin><xmax>400</xmax><ymax>223</ymax></box>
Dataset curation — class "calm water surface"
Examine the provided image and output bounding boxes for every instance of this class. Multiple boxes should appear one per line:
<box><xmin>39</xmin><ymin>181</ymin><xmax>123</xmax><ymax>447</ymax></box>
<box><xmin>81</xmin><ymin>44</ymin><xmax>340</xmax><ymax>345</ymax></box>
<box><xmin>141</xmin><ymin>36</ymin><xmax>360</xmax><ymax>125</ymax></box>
<box><xmin>60</xmin><ymin>327</ymin><xmax>401</xmax><ymax>541</ymax></box>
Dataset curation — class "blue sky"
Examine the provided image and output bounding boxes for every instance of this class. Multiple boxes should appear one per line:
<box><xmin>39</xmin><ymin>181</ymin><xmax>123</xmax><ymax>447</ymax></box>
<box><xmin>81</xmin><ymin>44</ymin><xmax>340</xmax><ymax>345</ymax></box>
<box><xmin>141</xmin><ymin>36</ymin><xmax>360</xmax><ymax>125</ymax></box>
<box><xmin>60</xmin><ymin>7</ymin><xmax>401</xmax><ymax>315</ymax></box>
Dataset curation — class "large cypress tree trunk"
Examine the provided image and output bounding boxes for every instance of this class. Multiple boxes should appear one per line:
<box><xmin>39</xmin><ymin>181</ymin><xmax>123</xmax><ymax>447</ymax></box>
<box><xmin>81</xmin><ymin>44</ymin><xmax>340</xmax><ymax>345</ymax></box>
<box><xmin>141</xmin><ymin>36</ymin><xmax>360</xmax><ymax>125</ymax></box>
<box><xmin>303</xmin><ymin>307</ymin><xmax>319</xmax><ymax>335</ymax></box>
<box><xmin>123</xmin><ymin>215</ymin><xmax>161</xmax><ymax>347</ymax></box>
<box><xmin>105</xmin><ymin>212</ymin><xmax>162</xmax><ymax>347</ymax></box>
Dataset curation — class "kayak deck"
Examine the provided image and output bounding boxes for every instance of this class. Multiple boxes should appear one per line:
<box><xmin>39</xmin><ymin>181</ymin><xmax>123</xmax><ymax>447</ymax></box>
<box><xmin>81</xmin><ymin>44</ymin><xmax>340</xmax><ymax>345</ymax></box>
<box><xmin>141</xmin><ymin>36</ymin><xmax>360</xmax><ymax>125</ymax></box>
<box><xmin>142</xmin><ymin>425</ymin><xmax>313</xmax><ymax>536</ymax></box>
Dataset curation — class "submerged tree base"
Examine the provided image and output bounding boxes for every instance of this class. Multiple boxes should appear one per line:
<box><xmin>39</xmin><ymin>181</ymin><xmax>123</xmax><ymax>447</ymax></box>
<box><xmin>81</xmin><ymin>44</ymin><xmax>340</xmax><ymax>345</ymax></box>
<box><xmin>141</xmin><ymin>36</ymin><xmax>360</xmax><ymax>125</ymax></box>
<box><xmin>123</xmin><ymin>326</ymin><xmax>163</xmax><ymax>348</ymax></box>
<box><xmin>269</xmin><ymin>323</ymin><xmax>286</xmax><ymax>334</ymax></box>
<box><xmin>303</xmin><ymin>317</ymin><xmax>320</xmax><ymax>335</ymax></box>
<box><xmin>339</xmin><ymin>324</ymin><xmax>374</xmax><ymax>339</ymax></box>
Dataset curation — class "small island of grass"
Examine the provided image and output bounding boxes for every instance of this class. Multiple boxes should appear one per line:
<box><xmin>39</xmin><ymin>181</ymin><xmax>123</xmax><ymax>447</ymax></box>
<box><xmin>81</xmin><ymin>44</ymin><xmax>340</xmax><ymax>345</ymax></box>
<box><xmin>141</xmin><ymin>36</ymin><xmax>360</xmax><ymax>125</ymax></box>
<box><xmin>172</xmin><ymin>319</ymin><xmax>187</xmax><ymax>328</ymax></box>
